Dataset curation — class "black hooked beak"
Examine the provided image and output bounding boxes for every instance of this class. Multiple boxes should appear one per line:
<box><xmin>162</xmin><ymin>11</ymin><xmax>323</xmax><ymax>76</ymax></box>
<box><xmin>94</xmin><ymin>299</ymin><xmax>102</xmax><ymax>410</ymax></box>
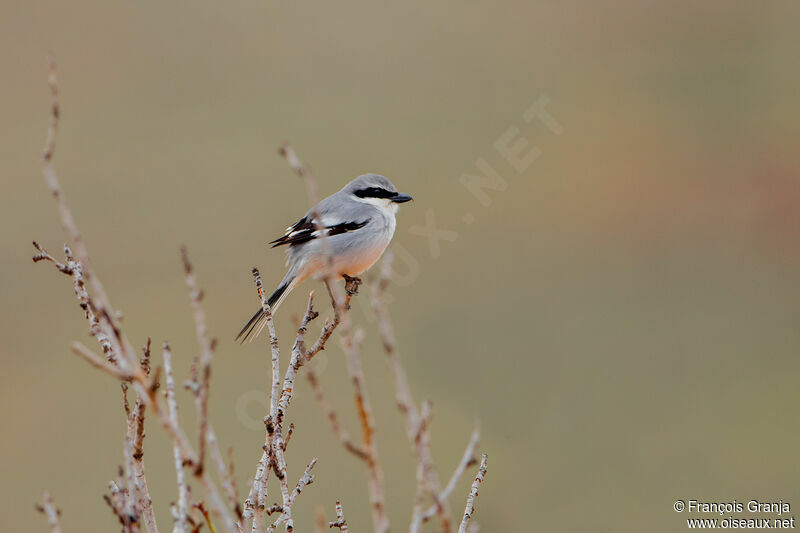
<box><xmin>391</xmin><ymin>192</ymin><xmax>413</xmax><ymax>203</ymax></box>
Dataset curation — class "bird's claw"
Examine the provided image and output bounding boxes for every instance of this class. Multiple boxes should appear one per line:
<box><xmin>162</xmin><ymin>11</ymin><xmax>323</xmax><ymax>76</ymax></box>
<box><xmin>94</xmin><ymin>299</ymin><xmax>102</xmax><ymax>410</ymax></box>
<box><xmin>342</xmin><ymin>275</ymin><xmax>362</xmax><ymax>298</ymax></box>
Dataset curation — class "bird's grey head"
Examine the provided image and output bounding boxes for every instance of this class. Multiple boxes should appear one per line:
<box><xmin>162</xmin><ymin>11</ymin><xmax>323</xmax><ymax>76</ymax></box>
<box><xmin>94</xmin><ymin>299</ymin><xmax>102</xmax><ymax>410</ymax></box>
<box><xmin>342</xmin><ymin>174</ymin><xmax>413</xmax><ymax>205</ymax></box>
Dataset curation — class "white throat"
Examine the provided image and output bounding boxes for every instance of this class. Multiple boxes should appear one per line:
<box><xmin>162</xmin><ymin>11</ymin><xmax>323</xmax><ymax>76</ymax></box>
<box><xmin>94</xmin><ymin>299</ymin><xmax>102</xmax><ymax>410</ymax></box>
<box><xmin>353</xmin><ymin>196</ymin><xmax>399</xmax><ymax>216</ymax></box>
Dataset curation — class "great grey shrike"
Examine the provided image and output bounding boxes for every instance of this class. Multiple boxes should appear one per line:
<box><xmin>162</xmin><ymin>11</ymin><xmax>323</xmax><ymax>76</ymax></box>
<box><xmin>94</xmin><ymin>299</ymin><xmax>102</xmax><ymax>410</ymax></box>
<box><xmin>236</xmin><ymin>174</ymin><xmax>412</xmax><ymax>342</ymax></box>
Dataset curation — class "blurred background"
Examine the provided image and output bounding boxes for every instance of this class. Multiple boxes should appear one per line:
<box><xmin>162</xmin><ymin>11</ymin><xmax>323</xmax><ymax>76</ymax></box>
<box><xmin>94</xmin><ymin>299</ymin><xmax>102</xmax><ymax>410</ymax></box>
<box><xmin>2</xmin><ymin>1</ymin><xmax>800</xmax><ymax>531</ymax></box>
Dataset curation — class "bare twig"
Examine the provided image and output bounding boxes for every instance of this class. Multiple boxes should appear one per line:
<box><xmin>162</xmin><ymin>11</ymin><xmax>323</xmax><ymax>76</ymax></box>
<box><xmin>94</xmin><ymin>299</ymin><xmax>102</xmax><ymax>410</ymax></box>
<box><xmin>422</xmin><ymin>426</ymin><xmax>480</xmax><ymax>523</ymax></box>
<box><xmin>182</xmin><ymin>249</ymin><xmax>243</xmax><ymax>526</ymax></box>
<box><xmin>132</xmin><ymin>337</ymin><xmax>150</xmax><ymax>459</ymax></box>
<box><xmin>276</xmin><ymin>458</ymin><xmax>317</xmax><ymax>532</ymax></box>
<box><xmin>370</xmin><ymin>252</ymin><xmax>420</xmax><ymax>433</ymax></box>
<box><xmin>39</xmin><ymin>57</ymin><xmax>145</xmax><ymax>384</ymax></box>
<box><xmin>328</xmin><ymin>501</ymin><xmax>349</xmax><ymax>532</ymax></box>
<box><xmin>279</xmin><ymin>143</ymin><xmax>321</xmax><ymax>210</ymax></box>
<box><xmin>34</xmin><ymin>241</ymin><xmax>120</xmax><ymax>368</ymax></box>
<box><xmin>72</xmin><ymin>341</ymin><xmax>132</xmax><ymax>380</ymax></box>
<box><xmin>303</xmin><ymin>279</ymin><xmax>359</xmax><ymax>361</ymax></box>
<box><xmin>42</xmin><ymin>55</ymin><xmax>58</xmax><ymax>163</ymax></box>
<box><xmin>196</xmin><ymin>503</ymin><xmax>218</xmax><ymax>533</ymax></box>
<box><xmin>247</xmin><ymin>267</ymin><xmax>283</xmax><ymax>533</ymax></box>
<box><xmin>342</xmin><ymin>328</ymin><xmax>390</xmax><ymax>533</ymax></box>
<box><xmin>122</xmin><ymin>431</ymin><xmax>139</xmax><ymax>529</ymax></box>
<box><xmin>157</xmin><ymin>355</ymin><xmax>235</xmax><ymax>533</ymax></box>
<box><xmin>283</xmin><ymin>423</ymin><xmax>295</xmax><ymax>451</ymax></box>
<box><xmin>276</xmin><ymin>294</ymin><xmax>319</xmax><ymax>417</ymax></box>
<box><xmin>42</xmin><ymin>56</ymin><xmax>117</xmax><ymax>339</ymax></box>
<box><xmin>252</xmin><ymin>268</ymin><xmax>281</xmax><ymax>418</ymax></box>
<box><xmin>130</xmin><ymin>341</ymin><xmax>159</xmax><ymax>533</ymax></box>
<box><xmin>164</xmin><ymin>343</ymin><xmax>190</xmax><ymax>532</ymax></box>
<box><xmin>409</xmin><ymin>403</ymin><xmax>433</xmax><ymax>533</ymax></box>
<box><xmin>36</xmin><ymin>492</ymin><xmax>63</xmax><ymax>533</ymax></box>
<box><xmin>227</xmin><ymin>447</ymin><xmax>241</xmax><ymax>507</ymax></box>
<box><xmin>290</xmin><ymin>458</ymin><xmax>316</xmax><ymax>503</ymax></box>
<box><xmin>457</xmin><ymin>455</ymin><xmax>487</xmax><ymax>533</ymax></box>
<box><xmin>130</xmin><ymin>343</ymin><xmax>152</xmax><ymax>466</ymax></box>
<box><xmin>106</xmin><ymin>478</ymin><xmax>138</xmax><ymax>532</ymax></box>
<box><xmin>208</xmin><ymin>431</ymin><xmax>242</xmax><ymax>519</ymax></box>
<box><xmin>181</xmin><ymin>246</ymin><xmax>214</xmax><ymax>476</ymax></box>
<box><xmin>245</xmin><ymin>446</ymin><xmax>270</xmax><ymax>532</ymax></box>
<box><xmin>197</xmin><ymin>469</ymin><xmax>238</xmax><ymax>533</ymax></box>
<box><xmin>266</xmin><ymin>416</ymin><xmax>292</xmax><ymax>533</ymax></box>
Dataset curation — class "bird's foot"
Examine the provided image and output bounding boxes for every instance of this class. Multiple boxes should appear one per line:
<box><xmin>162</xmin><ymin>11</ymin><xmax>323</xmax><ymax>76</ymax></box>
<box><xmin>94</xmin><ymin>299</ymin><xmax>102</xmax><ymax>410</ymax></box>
<box><xmin>342</xmin><ymin>273</ymin><xmax>362</xmax><ymax>284</ymax></box>
<box><xmin>341</xmin><ymin>274</ymin><xmax>362</xmax><ymax>302</ymax></box>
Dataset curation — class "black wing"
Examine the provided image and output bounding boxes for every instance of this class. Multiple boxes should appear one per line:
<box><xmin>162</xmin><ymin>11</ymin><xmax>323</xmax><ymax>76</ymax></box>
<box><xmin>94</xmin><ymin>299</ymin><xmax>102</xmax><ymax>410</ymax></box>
<box><xmin>269</xmin><ymin>217</ymin><xmax>316</xmax><ymax>247</ymax></box>
<box><xmin>269</xmin><ymin>217</ymin><xmax>370</xmax><ymax>248</ymax></box>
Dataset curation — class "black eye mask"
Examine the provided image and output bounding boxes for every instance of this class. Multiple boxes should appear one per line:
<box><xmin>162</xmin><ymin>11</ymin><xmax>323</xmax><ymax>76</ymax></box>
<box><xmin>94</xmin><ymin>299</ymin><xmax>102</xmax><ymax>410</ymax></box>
<box><xmin>354</xmin><ymin>187</ymin><xmax>397</xmax><ymax>199</ymax></box>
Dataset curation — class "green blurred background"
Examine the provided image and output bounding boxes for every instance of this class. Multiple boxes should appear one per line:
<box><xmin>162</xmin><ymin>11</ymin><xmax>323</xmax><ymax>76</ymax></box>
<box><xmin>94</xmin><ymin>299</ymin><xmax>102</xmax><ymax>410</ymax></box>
<box><xmin>2</xmin><ymin>1</ymin><xmax>800</xmax><ymax>531</ymax></box>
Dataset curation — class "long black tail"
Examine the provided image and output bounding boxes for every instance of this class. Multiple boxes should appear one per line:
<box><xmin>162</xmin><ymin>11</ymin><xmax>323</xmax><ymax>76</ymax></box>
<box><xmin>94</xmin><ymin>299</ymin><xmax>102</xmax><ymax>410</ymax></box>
<box><xmin>235</xmin><ymin>281</ymin><xmax>290</xmax><ymax>343</ymax></box>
